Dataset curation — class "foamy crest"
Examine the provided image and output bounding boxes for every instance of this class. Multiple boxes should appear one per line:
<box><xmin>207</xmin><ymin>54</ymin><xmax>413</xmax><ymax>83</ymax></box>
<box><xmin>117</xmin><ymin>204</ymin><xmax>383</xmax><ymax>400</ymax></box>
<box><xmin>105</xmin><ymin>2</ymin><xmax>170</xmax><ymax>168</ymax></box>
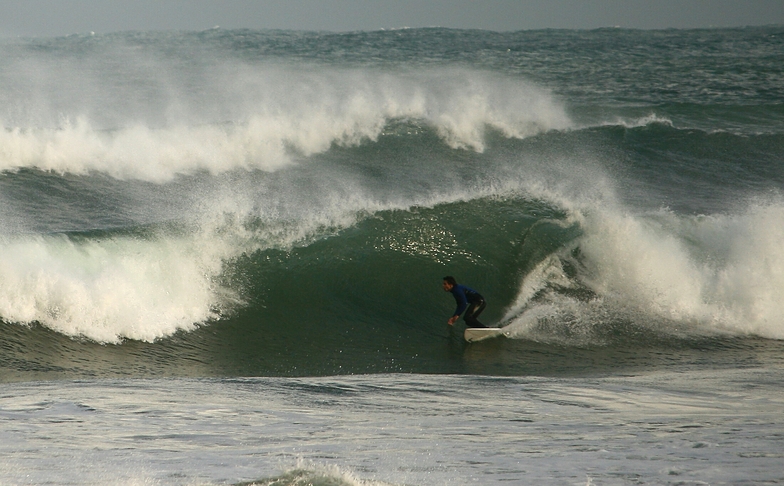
<box><xmin>259</xmin><ymin>459</ymin><xmax>394</xmax><ymax>486</ymax></box>
<box><xmin>505</xmin><ymin>198</ymin><xmax>784</xmax><ymax>341</ymax></box>
<box><xmin>0</xmin><ymin>232</ymin><xmax>232</xmax><ymax>343</ymax></box>
<box><xmin>0</xmin><ymin>66</ymin><xmax>570</xmax><ymax>181</ymax></box>
<box><xmin>600</xmin><ymin>113</ymin><xmax>673</xmax><ymax>129</ymax></box>
<box><xmin>578</xmin><ymin>203</ymin><xmax>784</xmax><ymax>339</ymax></box>
<box><xmin>0</xmin><ymin>118</ymin><xmax>293</xmax><ymax>182</ymax></box>
<box><xmin>698</xmin><ymin>204</ymin><xmax>784</xmax><ymax>337</ymax></box>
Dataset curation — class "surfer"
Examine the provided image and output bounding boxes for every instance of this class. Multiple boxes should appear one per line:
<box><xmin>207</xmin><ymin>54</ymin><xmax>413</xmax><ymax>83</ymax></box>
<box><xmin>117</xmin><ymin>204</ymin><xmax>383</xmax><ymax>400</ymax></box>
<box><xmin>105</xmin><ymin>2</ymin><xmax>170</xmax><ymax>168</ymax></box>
<box><xmin>442</xmin><ymin>276</ymin><xmax>487</xmax><ymax>328</ymax></box>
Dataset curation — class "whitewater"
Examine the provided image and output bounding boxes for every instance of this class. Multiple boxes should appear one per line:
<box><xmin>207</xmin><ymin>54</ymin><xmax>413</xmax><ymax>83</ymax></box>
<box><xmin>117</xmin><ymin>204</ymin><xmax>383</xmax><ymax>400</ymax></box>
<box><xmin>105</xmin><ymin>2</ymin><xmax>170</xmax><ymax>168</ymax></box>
<box><xmin>1</xmin><ymin>26</ymin><xmax>783</xmax><ymax>485</ymax></box>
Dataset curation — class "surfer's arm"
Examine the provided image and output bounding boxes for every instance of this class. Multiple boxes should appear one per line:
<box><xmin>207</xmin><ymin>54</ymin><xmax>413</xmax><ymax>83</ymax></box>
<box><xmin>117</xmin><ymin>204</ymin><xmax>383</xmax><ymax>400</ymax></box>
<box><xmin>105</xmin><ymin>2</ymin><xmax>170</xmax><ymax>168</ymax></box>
<box><xmin>450</xmin><ymin>288</ymin><xmax>467</xmax><ymax>324</ymax></box>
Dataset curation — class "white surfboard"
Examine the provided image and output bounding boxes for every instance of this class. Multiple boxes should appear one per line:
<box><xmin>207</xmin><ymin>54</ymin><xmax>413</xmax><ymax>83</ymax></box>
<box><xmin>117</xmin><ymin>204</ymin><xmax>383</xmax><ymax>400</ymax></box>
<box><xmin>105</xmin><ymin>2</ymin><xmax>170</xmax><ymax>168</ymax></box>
<box><xmin>464</xmin><ymin>327</ymin><xmax>504</xmax><ymax>343</ymax></box>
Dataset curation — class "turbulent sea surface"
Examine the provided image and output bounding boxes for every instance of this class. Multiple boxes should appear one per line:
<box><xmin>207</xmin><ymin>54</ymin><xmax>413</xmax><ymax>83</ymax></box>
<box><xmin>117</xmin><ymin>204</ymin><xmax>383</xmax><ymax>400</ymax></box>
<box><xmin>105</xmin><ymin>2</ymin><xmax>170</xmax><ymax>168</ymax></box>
<box><xmin>1</xmin><ymin>27</ymin><xmax>783</xmax><ymax>485</ymax></box>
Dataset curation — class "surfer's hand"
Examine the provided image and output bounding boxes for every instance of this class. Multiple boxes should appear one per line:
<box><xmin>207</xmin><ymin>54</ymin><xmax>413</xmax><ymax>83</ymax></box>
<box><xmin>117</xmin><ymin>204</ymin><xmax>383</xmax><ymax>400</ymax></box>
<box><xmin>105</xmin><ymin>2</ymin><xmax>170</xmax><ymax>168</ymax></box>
<box><xmin>447</xmin><ymin>316</ymin><xmax>458</xmax><ymax>325</ymax></box>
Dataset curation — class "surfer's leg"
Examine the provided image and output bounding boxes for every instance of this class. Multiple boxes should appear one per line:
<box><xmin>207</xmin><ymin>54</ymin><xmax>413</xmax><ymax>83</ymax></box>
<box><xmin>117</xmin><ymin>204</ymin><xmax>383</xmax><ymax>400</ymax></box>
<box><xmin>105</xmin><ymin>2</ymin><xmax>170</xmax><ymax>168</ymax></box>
<box><xmin>464</xmin><ymin>300</ymin><xmax>486</xmax><ymax>328</ymax></box>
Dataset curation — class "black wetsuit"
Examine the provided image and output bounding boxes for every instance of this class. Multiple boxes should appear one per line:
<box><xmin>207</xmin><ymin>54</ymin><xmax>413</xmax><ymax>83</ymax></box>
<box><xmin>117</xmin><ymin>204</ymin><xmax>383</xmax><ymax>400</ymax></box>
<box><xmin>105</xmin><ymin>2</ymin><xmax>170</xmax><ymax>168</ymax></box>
<box><xmin>450</xmin><ymin>284</ymin><xmax>487</xmax><ymax>328</ymax></box>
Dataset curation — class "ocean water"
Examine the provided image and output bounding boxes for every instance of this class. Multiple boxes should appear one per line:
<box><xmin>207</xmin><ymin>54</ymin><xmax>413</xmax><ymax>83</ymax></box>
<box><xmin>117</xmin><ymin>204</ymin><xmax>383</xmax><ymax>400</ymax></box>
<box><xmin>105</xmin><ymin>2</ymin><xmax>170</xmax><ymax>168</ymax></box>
<box><xmin>0</xmin><ymin>26</ymin><xmax>783</xmax><ymax>485</ymax></box>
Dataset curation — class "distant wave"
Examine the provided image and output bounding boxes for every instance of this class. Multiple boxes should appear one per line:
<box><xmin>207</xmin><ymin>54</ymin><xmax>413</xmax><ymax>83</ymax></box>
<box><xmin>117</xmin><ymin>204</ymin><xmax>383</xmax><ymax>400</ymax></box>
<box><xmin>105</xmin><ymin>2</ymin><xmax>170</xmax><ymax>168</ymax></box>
<box><xmin>592</xmin><ymin>113</ymin><xmax>674</xmax><ymax>129</ymax></box>
<box><xmin>0</xmin><ymin>66</ymin><xmax>570</xmax><ymax>182</ymax></box>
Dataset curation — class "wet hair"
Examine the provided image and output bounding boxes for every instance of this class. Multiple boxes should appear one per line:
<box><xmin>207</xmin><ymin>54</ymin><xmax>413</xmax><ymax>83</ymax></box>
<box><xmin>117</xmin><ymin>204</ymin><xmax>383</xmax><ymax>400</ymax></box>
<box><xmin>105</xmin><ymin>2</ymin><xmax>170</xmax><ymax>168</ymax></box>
<box><xmin>443</xmin><ymin>276</ymin><xmax>457</xmax><ymax>286</ymax></box>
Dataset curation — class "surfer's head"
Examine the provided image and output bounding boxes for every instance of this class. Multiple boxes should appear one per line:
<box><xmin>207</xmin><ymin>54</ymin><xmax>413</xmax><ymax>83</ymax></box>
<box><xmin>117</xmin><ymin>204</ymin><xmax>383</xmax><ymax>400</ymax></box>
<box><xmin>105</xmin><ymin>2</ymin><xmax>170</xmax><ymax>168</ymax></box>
<box><xmin>442</xmin><ymin>276</ymin><xmax>457</xmax><ymax>291</ymax></box>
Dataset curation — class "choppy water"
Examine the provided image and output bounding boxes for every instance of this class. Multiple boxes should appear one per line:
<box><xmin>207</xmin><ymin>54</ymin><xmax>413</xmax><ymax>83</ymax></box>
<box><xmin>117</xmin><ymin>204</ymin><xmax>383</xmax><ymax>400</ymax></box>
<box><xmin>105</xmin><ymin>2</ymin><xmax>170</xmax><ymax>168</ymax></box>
<box><xmin>1</xmin><ymin>26</ymin><xmax>783</xmax><ymax>484</ymax></box>
<box><xmin>2</xmin><ymin>371</ymin><xmax>783</xmax><ymax>485</ymax></box>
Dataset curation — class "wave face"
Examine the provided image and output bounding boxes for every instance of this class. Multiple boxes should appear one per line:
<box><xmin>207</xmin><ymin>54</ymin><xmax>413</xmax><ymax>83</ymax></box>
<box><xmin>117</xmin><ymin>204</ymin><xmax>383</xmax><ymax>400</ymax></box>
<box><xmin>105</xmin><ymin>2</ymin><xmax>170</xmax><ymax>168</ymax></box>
<box><xmin>1</xmin><ymin>27</ymin><xmax>783</xmax><ymax>380</ymax></box>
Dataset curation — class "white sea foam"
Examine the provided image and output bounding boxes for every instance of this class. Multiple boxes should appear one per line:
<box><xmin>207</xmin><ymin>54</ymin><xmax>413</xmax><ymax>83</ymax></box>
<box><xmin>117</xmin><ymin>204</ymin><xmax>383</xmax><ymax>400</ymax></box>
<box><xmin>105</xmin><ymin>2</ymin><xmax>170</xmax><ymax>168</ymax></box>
<box><xmin>265</xmin><ymin>460</ymin><xmax>394</xmax><ymax>486</ymax></box>
<box><xmin>508</xmin><ymin>199</ymin><xmax>784</xmax><ymax>341</ymax></box>
<box><xmin>598</xmin><ymin>113</ymin><xmax>674</xmax><ymax>129</ymax></box>
<box><xmin>0</xmin><ymin>231</ymin><xmax>234</xmax><ymax>343</ymax></box>
<box><xmin>591</xmin><ymin>203</ymin><xmax>784</xmax><ymax>338</ymax></box>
